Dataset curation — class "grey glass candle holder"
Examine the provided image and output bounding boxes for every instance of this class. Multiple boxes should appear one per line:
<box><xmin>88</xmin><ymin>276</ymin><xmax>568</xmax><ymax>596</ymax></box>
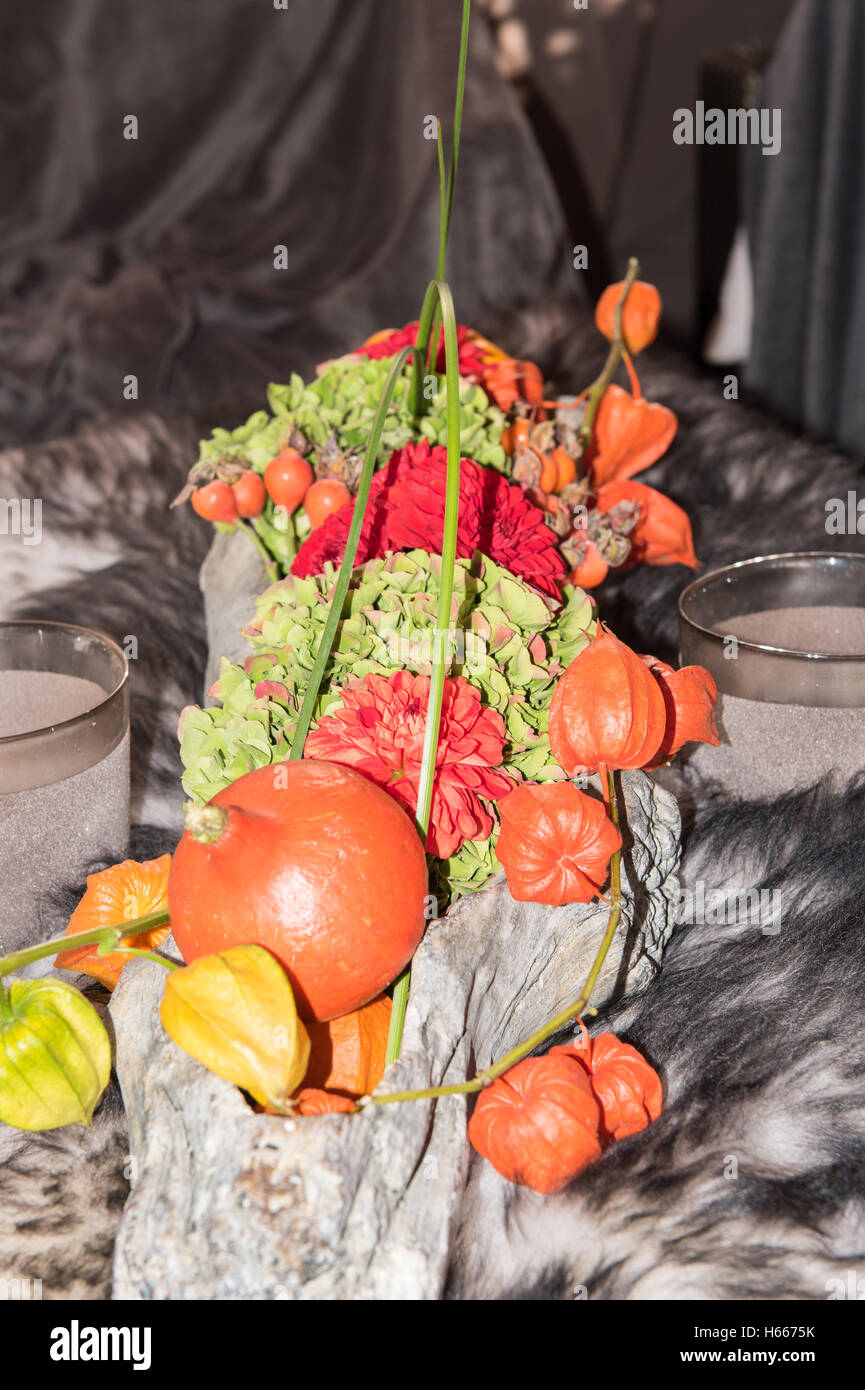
<box><xmin>678</xmin><ymin>552</ymin><xmax>865</xmax><ymax>798</ymax></box>
<box><xmin>0</xmin><ymin>621</ymin><xmax>130</xmax><ymax>960</ymax></box>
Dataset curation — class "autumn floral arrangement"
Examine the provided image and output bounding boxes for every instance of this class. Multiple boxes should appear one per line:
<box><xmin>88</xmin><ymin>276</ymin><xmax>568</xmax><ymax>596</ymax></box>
<box><xmin>0</xmin><ymin>1</ymin><xmax>719</xmax><ymax>1198</ymax></box>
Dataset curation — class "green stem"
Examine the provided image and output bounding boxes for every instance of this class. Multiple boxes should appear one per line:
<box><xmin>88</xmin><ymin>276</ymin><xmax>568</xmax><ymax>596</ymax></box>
<box><xmin>576</xmin><ymin>256</ymin><xmax>640</xmax><ymax>454</ymax></box>
<box><xmin>110</xmin><ymin>946</ymin><xmax>179</xmax><ymax>971</ymax></box>
<box><xmin>257</xmin><ymin>510</ymin><xmax>297</xmax><ymax>568</ymax></box>
<box><xmin>0</xmin><ymin>986</ymin><xmax>12</xmax><ymax>1022</ymax></box>
<box><xmin>0</xmin><ymin>909</ymin><xmax>170</xmax><ymax>980</ymax></box>
<box><xmin>236</xmin><ymin>518</ymin><xmax>279</xmax><ymax>584</ymax></box>
<box><xmin>289</xmin><ymin>346</ymin><xmax>418</xmax><ymax>759</ymax></box>
<box><xmin>372</xmin><ymin>770</ymin><xmax>623</xmax><ymax>1105</ymax></box>
<box><xmin>410</xmin><ymin>0</ymin><xmax>471</xmax><ymax>417</ymax></box>
<box><xmin>385</xmin><ymin>281</ymin><xmax>462</xmax><ymax>1067</ymax></box>
<box><xmin>385</xmin><ymin>969</ymin><xmax>411</xmax><ymax>1068</ymax></box>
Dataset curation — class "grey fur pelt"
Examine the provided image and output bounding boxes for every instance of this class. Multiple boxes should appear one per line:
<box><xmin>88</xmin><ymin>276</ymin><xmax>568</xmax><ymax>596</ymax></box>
<box><xmin>1</xmin><ymin>304</ymin><xmax>864</xmax><ymax>1300</ymax></box>
<box><xmin>0</xmin><ymin>410</ymin><xmax>209</xmax><ymax>1299</ymax></box>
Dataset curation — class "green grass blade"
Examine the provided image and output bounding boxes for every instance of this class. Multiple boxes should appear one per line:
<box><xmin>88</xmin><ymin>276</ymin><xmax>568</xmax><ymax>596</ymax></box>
<box><xmin>289</xmin><ymin>345</ymin><xmax>418</xmax><ymax>759</ymax></box>
<box><xmin>387</xmin><ymin>279</ymin><xmax>461</xmax><ymax>1066</ymax></box>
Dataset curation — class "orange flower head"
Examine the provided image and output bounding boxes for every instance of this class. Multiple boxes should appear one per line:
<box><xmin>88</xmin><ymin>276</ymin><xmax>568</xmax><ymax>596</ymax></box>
<box><xmin>548</xmin><ymin>626</ymin><xmax>667</xmax><ymax>774</ymax></box>
<box><xmin>304</xmin><ymin>670</ymin><xmax>514</xmax><ymax>858</ymax></box>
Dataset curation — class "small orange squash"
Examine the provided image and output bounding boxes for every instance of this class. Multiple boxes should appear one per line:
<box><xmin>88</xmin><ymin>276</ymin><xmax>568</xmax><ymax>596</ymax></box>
<box><xmin>168</xmin><ymin>762</ymin><xmax>428</xmax><ymax>1022</ymax></box>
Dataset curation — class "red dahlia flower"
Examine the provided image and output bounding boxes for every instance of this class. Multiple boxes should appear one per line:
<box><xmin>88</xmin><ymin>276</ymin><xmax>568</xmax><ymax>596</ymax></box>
<box><xmin>303</xmin><ymin>670</ymin><xmax>514</xmax><ymax>858</ymax></box>
<box><xmin>292</xmin><ymin>440</ymin><xmax>566</xmax><ymax>600</ymax></box>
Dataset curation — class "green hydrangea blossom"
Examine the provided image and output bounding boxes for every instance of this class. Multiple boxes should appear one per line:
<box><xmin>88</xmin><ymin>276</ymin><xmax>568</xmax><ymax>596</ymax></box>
<box><xmin>179</xmin><ymin>549</ymin><xmax>595</xmax><ymax>899</ymax></box>
<box><xmin>197</xmin><ymin>356</ymin><xmax>509</xmax><ymax>480</ymax></box>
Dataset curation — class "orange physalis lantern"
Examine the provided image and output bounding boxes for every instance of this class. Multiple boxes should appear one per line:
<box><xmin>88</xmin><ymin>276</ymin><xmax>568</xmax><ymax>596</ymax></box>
<box><xmin>595</xmin><ymin>280</ymin><xmax>662</xmax><ymax>355</ymax></box>
<box><xmin>641</xmin><ymin>656</ymin><xmax>719</xmax><ymax>766</ymax></box>
<box><xmin>596</xmin><ymin>479</ymin><xmax>697</xmax><ymax>568</ymax></box>
<box><xmin>303</xmin><ymin>994</ymin><xmax>392</xmax><ymax>1097</ymax></box>
<box><xmin>554</xmin><ymin>1031</ymin><xmax>662</xmax><ymax>1142</ymax></box>
<box><xmin>496</xmin><ymin>783</ymin><xmax>621</xmax><ymax>906</ymax></box>
<box><xmin>584</xmin><ymin>384</ymin><xmax>677</xmax><ymax>487</ymax></box>
<box><xmin>548</xmin><ymin>626</ymin><xmax>666</xmax><ymax>775</ymax></box>
<box><xmin>55</xmin><ymin>856</ymin><xmax>171</xmax><ymax>989</ymax></box>
<box><xmin>468</xmin><ymin>1053</ymin><xmax>602</xmax><ymax>1194</ymax></box>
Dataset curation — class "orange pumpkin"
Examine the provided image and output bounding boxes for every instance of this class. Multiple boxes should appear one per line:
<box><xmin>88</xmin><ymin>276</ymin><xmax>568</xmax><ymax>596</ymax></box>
<box><xmin>496</xmin><ymin>783</ymin><xmax>621</xmax><ymax>906</ymax></box>
<box><xmin>641</xmin><ymin>656</ymin><xmax>719</xmax><ymax>766</ymax></box>
<box><xmin>168</xmin><ymin>762</ymin><xmax>429</xmax><ymax>1022</ymax></box>
<box><xmin>468</xmin><ymin>1053</ymin><xmax>601</xmax><ymax>1193</ymax></box>
<box><xmin>554</xmin><ymin>1032</ymin><xmax>662</xmax><ymax>1142</ymax></box>
<box><xmin>55</xmin><ymin>856</ymin><xmax>171</xmax><ymax>989</ymax></box>
<box><xmin>548</xmin><ymin>626</ymin><xmax>666</xmax><ymax>774</ymax></box>
<box><xmin>584</xmin><ymin>384</ymin><xmax>677</xmax><ymax>487</ymax></box>
<box><xmin>304</xmin><ymin>994</ymin><xmax>392</xmax><ymax>1096</ymax></box>
<box><xmin>595</xmin><ymin>280</ymin><xmax>661</xmax><ymax>355</ymax></box>
<box><xmin>596</xmin><ymin>479</ymin><xmax>697</xmax><ymax>568</ymax></box>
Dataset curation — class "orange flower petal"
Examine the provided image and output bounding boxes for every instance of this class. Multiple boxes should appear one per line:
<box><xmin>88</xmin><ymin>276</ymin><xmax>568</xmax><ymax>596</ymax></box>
<box><xmin>641</xmin><ymin>656</ymin><xmax>720</xmax><ymax>765</ymax></box>
<box><xmin>585</xmin><ymin>384</ymin><xmax>677</xmax><ymax>486</ymax></box>
<box><xmin>597</xmin><ymin>479</ymin><xmax>697</xmax><ymax>568</ymax></box>
<box><xmin>55</xmin><ymin>855</ymin><xmax>171</xmax><ymax>989</ymax></box>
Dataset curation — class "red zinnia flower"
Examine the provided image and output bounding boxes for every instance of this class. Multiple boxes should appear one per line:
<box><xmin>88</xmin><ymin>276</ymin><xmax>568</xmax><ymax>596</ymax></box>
<box><xmin>292</xmin><ymin>440</ymin><xmax>566</xmax><ymax>600</ymax></box>
<box><xmin>303</xmin><ymin>670</ymin><xmax>514</xmax><ymax>858</ymax></box>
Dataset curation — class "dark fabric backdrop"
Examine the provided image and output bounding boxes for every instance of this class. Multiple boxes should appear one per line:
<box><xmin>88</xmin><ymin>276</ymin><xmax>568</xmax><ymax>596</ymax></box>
<box><xmin>747</xmin><ymin>0</ymin><xmax>865</xmax><ymax>456</ymax></box>
<box><xmin>0</xmin><ymin>0</ymin><xmax>579</xmax><ymax>448</ymax></box>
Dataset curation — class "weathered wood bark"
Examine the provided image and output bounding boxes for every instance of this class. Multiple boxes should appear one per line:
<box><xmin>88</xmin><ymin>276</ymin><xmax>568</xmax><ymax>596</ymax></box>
<box><xmin>110</xmin><ymin>770</ymin><xmax>680</xmax><ymax>1300</ymax></box>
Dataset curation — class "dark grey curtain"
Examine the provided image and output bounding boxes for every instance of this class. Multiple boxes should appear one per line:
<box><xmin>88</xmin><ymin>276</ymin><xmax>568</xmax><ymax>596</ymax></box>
<box><xmin>0</xmin><ymin>0</ymin><xmax>578</xmax><ymax>447</ymax></box>
<box><xmin>747</xmin><ymin>0</ymin><xmax>865</xmax><ymax>457</ymax></box>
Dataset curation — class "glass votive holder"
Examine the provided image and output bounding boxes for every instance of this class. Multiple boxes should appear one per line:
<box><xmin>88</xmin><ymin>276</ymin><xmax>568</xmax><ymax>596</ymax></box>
<box><xmin>0</xmin><ymin>621</ymin><xmax>130</xmax><ymax>960</ymax></box>
<box><xmin>678</xmin><ymin>552</ymin><xmax>865</xmax><ymax>798</ymax></box>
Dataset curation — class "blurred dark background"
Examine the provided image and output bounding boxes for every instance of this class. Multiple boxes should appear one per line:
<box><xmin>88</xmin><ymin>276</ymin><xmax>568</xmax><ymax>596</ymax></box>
<box><xmin>0</xmin><ymin>0</ymin><xmax>862</xmax><ymax>454</ymax></box>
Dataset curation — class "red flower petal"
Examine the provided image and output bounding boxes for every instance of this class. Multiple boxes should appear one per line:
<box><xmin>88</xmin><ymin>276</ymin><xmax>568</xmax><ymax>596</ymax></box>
<box><xmin>292</xmin><ymin>441</ymin><xmax>565</xmax><ymax>601</ymax></box>
<box><xmin>304</xmin><ymin>670</ymin><xmax>513</xmax><ymax>858</ymax></box>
